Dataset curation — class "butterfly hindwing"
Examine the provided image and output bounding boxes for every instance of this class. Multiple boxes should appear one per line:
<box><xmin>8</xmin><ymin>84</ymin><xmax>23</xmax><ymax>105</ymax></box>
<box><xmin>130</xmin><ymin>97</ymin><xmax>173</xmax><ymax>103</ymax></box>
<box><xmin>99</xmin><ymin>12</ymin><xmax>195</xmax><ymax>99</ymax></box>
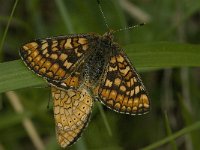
<box><xmin>20</xmin><ymin>35</ymin><xmax>92</xmax><ymax>89</ymax></box>
<box><xmin>96</xmin><ymin>50</ymin><xmax>150</xmax><ymax>115</ymax></box>
<box><xmin>51</xmin><ymin>86</ymin><xmax>93</xmax><ymax>148</ymax></box>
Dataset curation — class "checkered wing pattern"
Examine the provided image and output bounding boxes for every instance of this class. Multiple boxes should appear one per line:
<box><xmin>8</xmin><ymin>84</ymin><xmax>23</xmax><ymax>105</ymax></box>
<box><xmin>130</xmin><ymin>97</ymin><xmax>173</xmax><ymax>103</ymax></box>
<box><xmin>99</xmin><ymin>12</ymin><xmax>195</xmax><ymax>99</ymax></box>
<box><xmin>20</xmin><ymin>35</ymin><xmax>91</xmax><ymax>89</ymax></box>
<box><xmin>96</xmin><ymin>51</ymin><xmax>150</xmax><ymax>115</ymax></box>
<box><xmin>51</xmin><ymin>86</ymin><xmax>93</xmax><ymax>148</ymax></box>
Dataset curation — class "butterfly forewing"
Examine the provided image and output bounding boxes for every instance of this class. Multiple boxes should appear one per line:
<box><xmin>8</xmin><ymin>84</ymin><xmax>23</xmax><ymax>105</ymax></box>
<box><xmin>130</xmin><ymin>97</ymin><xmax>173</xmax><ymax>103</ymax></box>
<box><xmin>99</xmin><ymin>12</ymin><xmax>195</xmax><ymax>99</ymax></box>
<box><xmin>51</xmin><ymin>86</ymin><xmax>93</xmax><ymax>148</ymax></box>
<box><xmin>20</xmin><ymin>35</ymin><xmax>92</xmax><ymax>89</ymax></box>
<box><xmin>96</xmin><ymin>50</ymin><xmax>150</xmax><ymax>115</ymax></box>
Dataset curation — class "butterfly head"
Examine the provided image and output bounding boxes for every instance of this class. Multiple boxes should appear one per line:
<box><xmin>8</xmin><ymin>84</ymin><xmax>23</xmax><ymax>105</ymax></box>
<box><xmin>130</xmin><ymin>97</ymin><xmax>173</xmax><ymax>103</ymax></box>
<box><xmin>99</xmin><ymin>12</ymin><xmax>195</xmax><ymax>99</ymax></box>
<box><xmin>102</xmin><ymin>30</ymin><xmax>114</xmax><ymax>47</ymax></box>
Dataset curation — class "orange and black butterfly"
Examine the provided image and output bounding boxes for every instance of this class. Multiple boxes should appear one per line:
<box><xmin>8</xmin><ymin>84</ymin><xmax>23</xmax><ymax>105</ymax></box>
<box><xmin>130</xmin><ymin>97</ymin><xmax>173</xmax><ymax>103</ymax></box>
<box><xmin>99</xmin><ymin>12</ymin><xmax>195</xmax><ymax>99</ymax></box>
<box><xmin>20</xmin><ymin>31</ymin><xmax>150</xmax><ymax>148</ymax></box>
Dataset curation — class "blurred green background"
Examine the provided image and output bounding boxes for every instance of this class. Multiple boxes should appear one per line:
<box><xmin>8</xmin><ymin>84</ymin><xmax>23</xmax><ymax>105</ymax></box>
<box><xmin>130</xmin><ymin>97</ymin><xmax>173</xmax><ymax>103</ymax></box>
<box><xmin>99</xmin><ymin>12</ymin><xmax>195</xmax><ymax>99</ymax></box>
<box><xmin>0</xmin><ymin>0</ymin><xmax>200</xmax><ymax>150</ymax></box>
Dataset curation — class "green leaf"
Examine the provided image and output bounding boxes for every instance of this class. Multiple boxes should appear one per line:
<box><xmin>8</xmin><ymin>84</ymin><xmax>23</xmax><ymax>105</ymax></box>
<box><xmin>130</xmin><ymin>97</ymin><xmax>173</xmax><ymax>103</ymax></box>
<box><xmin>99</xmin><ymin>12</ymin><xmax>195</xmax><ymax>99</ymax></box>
<box><xmin>127</xmin><ymin>42</ymin><xmax>200</xmax><ymax>68</ymax></box>
<box><xmin>0</xmin><ymin>60</ymin><xmax>45</xmax><ymax>93</ymax></box>
<box><xmin>0</xmin><ymin>42</ymin><xmax>200</xmax><ymax>93</ymax></box>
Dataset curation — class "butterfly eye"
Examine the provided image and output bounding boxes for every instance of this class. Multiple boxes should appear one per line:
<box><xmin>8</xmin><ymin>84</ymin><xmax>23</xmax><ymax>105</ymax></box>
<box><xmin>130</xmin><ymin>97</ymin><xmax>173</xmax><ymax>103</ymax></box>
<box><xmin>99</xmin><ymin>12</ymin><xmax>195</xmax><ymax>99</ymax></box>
<box><xmin>101</xmin><ymin>37</ymin><xmax>112</xmax><ymax>47</ymax></box>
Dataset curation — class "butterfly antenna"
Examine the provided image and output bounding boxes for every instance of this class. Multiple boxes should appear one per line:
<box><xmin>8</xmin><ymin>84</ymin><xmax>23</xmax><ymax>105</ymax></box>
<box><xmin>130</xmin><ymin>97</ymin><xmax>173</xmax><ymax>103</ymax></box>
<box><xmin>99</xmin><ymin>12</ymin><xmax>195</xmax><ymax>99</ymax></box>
<box><xmin>113</xmin><ymin>23</ymin><xmax>145</xmax><ymax>33</ymax></box>
<box><xmin>97</xmin><ymin>0</ymin><xmax>109</xmax><ymax>30</ymax></box>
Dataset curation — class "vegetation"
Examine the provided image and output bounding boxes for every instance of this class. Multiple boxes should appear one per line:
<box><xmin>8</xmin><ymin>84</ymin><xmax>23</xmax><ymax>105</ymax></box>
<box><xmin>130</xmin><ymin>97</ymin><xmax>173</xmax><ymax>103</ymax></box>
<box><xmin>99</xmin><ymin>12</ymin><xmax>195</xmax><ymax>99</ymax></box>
<box><xmin>0</xmin><ymin>0</ymin><xmax>200</xmax><ymax>150</ymax></box>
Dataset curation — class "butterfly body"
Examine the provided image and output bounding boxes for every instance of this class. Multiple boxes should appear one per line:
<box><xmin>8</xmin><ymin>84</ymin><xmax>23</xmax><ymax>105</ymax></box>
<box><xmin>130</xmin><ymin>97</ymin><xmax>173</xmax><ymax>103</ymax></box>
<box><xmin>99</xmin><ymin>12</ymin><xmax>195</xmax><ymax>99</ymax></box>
<box><xmin>83</xmin><ymin>31</ymin><xmax>115</xmax><ymax>86</ymax></box>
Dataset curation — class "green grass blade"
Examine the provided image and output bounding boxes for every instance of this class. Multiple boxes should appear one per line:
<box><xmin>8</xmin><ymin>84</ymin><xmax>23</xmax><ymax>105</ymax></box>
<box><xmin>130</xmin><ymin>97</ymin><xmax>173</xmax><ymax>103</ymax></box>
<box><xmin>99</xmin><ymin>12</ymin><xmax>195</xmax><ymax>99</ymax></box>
<box><xmin>0</xmin><ymin>42</ymin><xmax>200</xmax><ymax>93</ymax></box>
<box><xmin>97</xmin><ymin>103</ymin><xmax>112</xmax><ymax>136</ymax></box>
<box><xmin>141</xmin><ymin>121</ymin><xmax>200</xmax><ymax>150</ymax></box>
<box><xmin>0</xmin><ymin>0</ymin><xmax>19</xmax><ymax>61</ymax></box>
<box><xmin>0</xmin><ymin>60</ymin><xmax>45</xmax><ymax>93</ymax></box>
<box><xmin>126</xmin><ymin>42</ymin><xmax>200</xmax><ymax>68</ymax></box>
<box><xmin>164</xmin><ymin>111</ymin><xmax>178</xmax><ymax>150</ymax></box>
<box><xmin>178</xmin><ymin>94</ymin><xmax>200</xmax><ymax>150</ymax></box>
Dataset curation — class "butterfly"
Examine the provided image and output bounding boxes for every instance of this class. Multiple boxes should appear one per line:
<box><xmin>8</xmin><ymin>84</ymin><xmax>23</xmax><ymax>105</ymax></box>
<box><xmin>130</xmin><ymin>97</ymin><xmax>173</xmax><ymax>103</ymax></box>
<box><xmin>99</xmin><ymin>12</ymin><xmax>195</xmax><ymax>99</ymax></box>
<box><xmin>20</xmin><ymin>30</ymin><xmax>150</xmax><ymax>148</ymax></box>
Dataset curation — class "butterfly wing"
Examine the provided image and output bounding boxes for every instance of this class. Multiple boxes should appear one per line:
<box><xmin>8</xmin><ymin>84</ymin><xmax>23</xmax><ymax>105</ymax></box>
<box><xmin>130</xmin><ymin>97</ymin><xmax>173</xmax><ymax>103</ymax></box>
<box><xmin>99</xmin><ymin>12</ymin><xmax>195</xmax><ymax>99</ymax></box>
<box><xmin>20</xmin><ymin>35</ymin><xmax>92</xmax><ymax>89</ymax></box>
<box><xmin>95</xmin><ymin>50</ymin><xmax>150</xmax><ymax>115</ymax></box>
<box><xmin>51</xmin><ymin>86</ymin><xmax>93</xmax><ymax>148</ymax></box>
